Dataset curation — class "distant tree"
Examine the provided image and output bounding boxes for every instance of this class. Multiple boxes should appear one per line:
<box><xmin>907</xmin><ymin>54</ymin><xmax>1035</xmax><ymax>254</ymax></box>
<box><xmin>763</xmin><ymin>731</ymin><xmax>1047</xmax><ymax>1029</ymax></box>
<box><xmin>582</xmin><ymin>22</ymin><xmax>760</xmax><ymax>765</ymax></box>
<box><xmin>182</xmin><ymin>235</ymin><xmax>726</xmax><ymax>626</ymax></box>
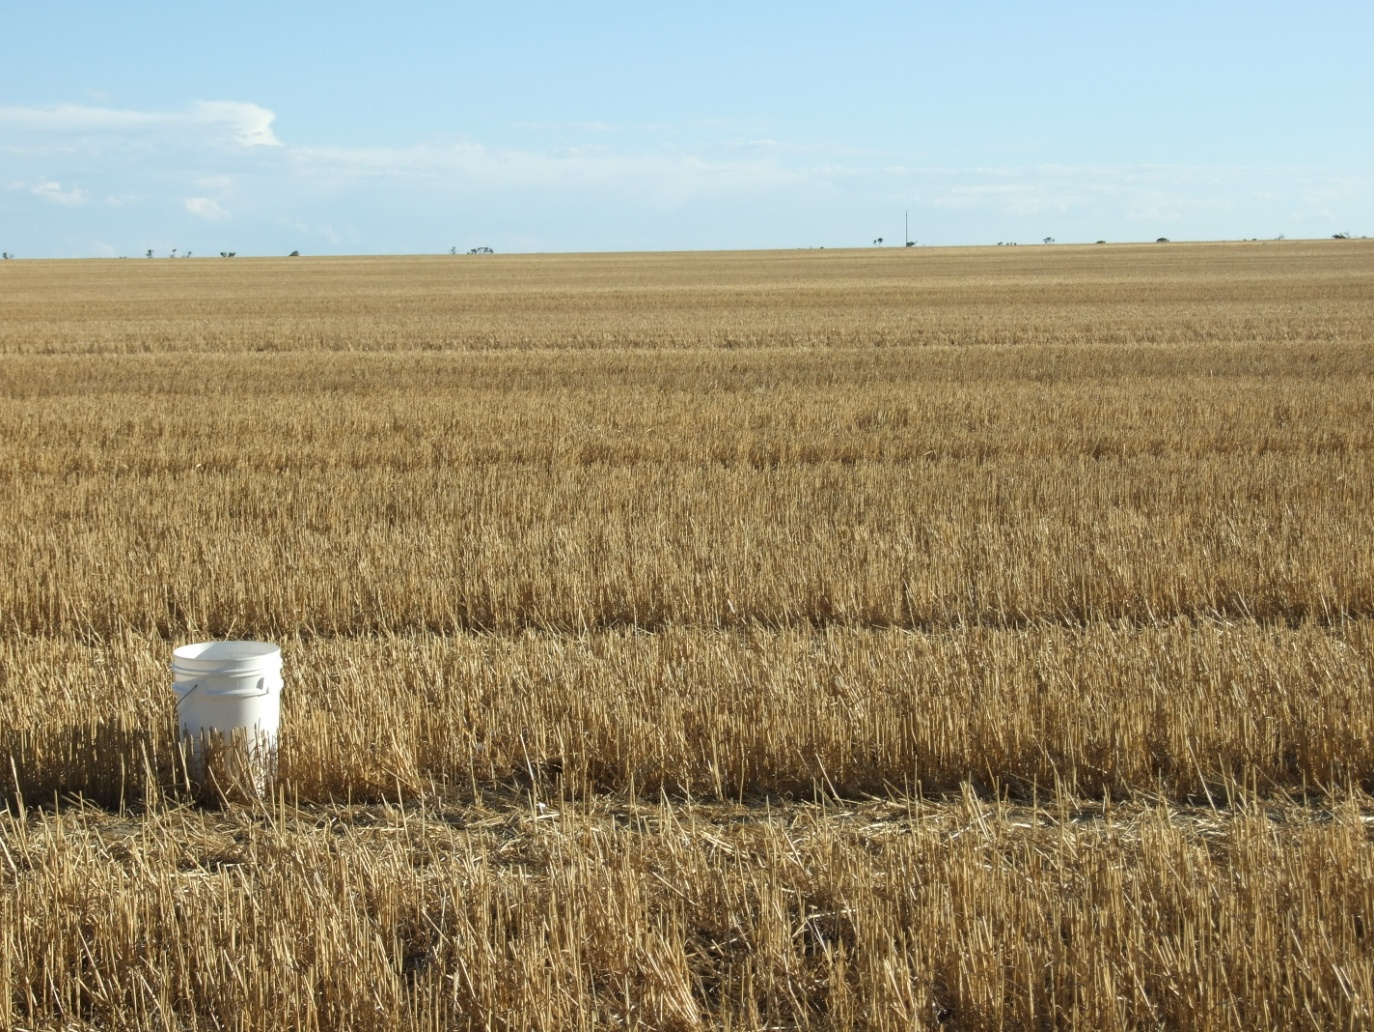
<box><xmin>146</xmin><ymin>249</ymin><xmax>154</xmax><ymax>258</ymax></box>
<box><xmin>1156</xmin><ymin>237</ymin><xmax>1170</xmax><ymax>243</ymax></box>
<box><xmin>1043</xmin><ymin>237</ymin><xmax>1054</xmax><ymax>245</ymax></box>
<box><xmin>1</xmin><ymin>252</ymin><xmax>9</xmax><ymax>260</ymax></box>
<box><xmin>1096</xmin><ymin>240</ymin><xmax>1106</xmax><ymax>244</ymax></box>
<box><xmin>1333</xmin><ymin>232</ymin><xmax>1351</xmax><ymax>239</ymax></box>
<box><xmin>185</xmin><ymin>252</ymin><xmax>192</xmax><ymax>258</ymax></box>
<box><xmin>289</xmin><ymin>250</ymin><xmax>300</xmax><ymax>257</ymax></box>
<box><xmin>450</xmin><ymin>247</ymin><xmax>457</xmax><ymax>255</ymax></box>
<box><xmin>170</xmin><ymin>249</ymin><xmax>177</xmax><ymax>258</ymax></box>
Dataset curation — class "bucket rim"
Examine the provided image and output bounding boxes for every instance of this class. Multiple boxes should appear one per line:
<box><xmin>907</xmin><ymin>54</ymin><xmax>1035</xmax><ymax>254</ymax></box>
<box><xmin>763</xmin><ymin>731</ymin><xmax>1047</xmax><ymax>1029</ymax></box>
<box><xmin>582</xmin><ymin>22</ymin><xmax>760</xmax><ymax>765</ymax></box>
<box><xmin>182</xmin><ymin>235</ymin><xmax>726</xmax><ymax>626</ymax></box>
<box><xmin>172</xmin><ymin>640</ymin><xmax>282</xmax><ymax>664</ymax></box>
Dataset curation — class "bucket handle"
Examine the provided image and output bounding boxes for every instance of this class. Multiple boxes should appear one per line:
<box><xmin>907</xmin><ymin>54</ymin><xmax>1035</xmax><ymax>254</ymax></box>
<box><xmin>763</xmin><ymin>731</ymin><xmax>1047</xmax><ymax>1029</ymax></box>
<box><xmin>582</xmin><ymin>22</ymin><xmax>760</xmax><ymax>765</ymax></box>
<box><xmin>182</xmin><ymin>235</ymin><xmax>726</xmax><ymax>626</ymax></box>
<box><xmin>174</xmin><ymin>677</ymin><xmax>272</xmax><ymax>699</ymax></box>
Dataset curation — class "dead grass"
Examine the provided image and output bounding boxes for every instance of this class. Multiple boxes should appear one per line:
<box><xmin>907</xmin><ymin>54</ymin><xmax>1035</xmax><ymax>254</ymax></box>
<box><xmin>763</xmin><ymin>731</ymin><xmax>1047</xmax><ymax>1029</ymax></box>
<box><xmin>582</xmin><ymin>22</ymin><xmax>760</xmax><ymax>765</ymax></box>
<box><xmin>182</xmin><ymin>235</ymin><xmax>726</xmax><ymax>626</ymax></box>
<box><xmin>4</xmin><ymin>623</ymin><xmax>1373</xmax><ymax>811</ymax></box>
<box><xmin>0</xmin><ymin>344</ymin><xmax>1370</xmax><ymax>638</ymax></box>
<box><xmin>2</xmin><ymin>241</ymin><xmax>1373</xmax><ymax>1028</ymax></box>
<box><xmin>1</xmin><ymin>240</ymin><xmax>1370</xmax><ymax>355</ymax></box>
<box><xmin>3</xmin><ymin>791</ymin><xmax>1372</xmax><ymax>1031</ymax></box>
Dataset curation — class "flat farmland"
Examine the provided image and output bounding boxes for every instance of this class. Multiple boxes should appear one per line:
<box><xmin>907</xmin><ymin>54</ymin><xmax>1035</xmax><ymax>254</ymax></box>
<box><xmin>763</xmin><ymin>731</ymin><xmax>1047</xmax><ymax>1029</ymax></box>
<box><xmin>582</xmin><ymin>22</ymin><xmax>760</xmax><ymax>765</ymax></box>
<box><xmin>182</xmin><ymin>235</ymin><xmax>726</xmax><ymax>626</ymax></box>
<box><xmin>1</xmin><ymin>241</ymin><xmax>1372</xmax><ymax>1030</ymax></box>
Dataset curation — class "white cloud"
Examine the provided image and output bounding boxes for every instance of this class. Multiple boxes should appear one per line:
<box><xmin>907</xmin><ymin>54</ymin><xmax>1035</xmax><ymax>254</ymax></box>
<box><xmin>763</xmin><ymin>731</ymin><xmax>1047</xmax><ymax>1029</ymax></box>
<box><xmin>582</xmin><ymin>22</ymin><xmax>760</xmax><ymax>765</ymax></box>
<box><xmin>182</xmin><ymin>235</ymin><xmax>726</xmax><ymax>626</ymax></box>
<box><xmin>828</xmin><ymin>162</ymin><xmax>1315</xmax><ymax>223</ymax></box>
<box><xmin>185</xmin><ymin>197</ymin><xmax>230</xmax><ymax>221</ymax></box>
<box><xmin>0</xmin><ymin>101</ymin><xmax>280</xmax><ymax>149</ymax></box>
<box><xmin>1</xmin><ymin>95</ymin><xmax>1368</xmax><ymax>254</ymax></box>
<box><xmin>0</xmin><ymin>105</ymin><xmax>159</xmax><ymax>133</ymax></box>
<box><xmin>29</xmin><ymin>180</ymin><xmax>88</xmax><ymax>206</ymax></box>
<box><xmin>188</xmin><ymin>101</ymin><xmax>280</xmax><ymax>148</ymax></box>
<box><xmin>284</xmin><ymin>140</ymin><xmax>805</xmax><ymax>203</ymax></box>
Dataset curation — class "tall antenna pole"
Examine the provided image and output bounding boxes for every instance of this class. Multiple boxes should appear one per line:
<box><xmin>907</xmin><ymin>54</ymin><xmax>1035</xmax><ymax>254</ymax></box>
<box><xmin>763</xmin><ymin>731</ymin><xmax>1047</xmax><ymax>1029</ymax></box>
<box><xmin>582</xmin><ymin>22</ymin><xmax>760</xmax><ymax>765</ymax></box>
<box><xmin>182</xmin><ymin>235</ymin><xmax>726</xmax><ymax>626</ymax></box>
<box><xmin>905</xmin><ymin>211</ymin><xmax>909</xmax><ymax>246</ymax></box>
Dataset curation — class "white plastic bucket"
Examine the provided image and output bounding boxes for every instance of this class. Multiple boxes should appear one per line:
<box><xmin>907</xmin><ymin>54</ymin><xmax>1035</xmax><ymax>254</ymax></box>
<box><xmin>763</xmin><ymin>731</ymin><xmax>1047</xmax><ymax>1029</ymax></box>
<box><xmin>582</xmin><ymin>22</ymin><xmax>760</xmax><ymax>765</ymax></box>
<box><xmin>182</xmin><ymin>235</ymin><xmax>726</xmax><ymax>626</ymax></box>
<box><xmin>172</xmin><ymin>641</ymin><xmax>282</xmax><ymax>795</ymax></box>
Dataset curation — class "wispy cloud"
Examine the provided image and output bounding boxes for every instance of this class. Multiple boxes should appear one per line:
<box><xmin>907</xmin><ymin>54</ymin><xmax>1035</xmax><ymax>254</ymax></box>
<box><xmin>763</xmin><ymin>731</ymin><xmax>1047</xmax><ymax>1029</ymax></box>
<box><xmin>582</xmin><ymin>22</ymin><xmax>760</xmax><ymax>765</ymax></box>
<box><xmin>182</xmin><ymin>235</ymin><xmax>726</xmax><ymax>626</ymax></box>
<box><xmin>0</xmin><ymin>101</ymin><xmax>280</xmax><ymax>150</ymax></box>
<box><xmin>25</xmin><ymin>179</ymin><xmax>89</xmax><ymax>206</ymax></box>
<box><xmin>185</xmin><ymin>197</ymin><xmax>230</xmax><ymax>221</ymax></box>
<box><xmin>283</xmin><ymin>140</ymin><xmax>808</xmax><ymax>206</ymax></box>
<box><xmin>807</xmin><ymin>160</ymin><xmax>1367</xmax><ymax>229</ymax></box>
<box><xmin>1</xmin><ymin>101</ymin><xmax>794</xmax><ymax>204</ymax></box>
<box><xmin>0</xmin><ymin>96</ymin><xmax>1366</xmax><ymax>255</ymax></box>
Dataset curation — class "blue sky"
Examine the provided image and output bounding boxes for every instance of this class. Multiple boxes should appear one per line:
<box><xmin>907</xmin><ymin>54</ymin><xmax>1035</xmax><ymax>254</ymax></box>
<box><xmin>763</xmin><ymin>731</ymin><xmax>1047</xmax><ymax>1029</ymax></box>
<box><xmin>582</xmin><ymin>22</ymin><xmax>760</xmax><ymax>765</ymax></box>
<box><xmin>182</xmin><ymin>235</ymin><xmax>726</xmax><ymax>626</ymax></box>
<box><xmin>2</xmin><ymin>1</ymin><xmax>1369</xmax><ymax>257</ymax></box>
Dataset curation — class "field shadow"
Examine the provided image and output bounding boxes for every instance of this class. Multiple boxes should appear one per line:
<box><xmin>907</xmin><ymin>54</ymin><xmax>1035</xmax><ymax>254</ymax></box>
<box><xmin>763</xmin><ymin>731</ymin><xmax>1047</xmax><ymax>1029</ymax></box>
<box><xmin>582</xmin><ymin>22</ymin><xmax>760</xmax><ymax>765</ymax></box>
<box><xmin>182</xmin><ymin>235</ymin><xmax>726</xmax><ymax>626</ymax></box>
<box><xmin>1</xmin><ymin>716</ymin><xmax>182</xmax><ymax>811</ymax></box>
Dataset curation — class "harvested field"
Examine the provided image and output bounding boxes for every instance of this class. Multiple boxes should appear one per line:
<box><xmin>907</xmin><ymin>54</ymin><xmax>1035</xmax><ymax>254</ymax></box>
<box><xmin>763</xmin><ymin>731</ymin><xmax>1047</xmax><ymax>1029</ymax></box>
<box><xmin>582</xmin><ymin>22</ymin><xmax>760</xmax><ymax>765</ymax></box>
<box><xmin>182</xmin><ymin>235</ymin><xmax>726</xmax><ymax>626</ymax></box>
<box><xmin>2</xmin><ymin>240</ymin><xmax>1372</xmax><ymax>1029</ymax></box>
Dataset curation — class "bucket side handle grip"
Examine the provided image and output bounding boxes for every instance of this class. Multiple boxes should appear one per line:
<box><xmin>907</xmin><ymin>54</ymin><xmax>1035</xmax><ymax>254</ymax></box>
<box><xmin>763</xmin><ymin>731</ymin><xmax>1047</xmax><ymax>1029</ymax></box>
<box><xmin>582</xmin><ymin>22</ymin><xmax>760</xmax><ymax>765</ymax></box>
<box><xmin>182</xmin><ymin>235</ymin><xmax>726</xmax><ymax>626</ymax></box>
<box><xmin>173</xmin><ymin>676</ymin><xmax>277</xmax><ymax>698</ymax></box>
